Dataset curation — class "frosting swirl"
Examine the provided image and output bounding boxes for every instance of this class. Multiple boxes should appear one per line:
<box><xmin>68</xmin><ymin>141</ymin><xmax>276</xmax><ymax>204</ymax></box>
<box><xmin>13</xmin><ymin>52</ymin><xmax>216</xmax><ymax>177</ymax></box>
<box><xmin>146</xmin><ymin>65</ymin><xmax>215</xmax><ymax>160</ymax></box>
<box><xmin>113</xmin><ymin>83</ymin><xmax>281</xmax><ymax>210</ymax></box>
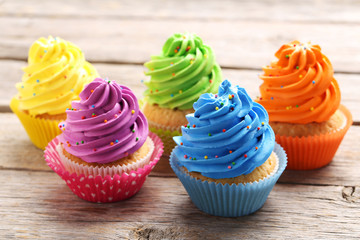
<box><xmin>256</xmin><ymin>40</ymin><xmax>341</xmax><ymax>124</ymax></box>
<box><xmin>58</xmin><ymin>78</ymin><xmax>148</xmax><ymax>164</ymax></box>
<box><xmin>143</xmin><ymin>32</ymin><xmax>222</xmax><ymax>110</ymax></box>
<box><xmin>15</xmin><ymin>36</ymin><xmax>98</xmax><ymax>116</ymax></box>
<box><xmin>173</xmin><ymin>80</ymin><xmax>275</xmax><ymax>179</ymax></box>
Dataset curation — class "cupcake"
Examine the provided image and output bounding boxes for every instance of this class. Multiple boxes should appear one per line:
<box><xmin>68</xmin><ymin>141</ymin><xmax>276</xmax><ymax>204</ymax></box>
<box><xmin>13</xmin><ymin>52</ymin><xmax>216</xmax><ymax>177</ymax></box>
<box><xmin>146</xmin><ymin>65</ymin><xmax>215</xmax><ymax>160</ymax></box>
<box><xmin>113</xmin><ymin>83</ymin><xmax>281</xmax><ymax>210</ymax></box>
<box><xmin>142</xmin><ymin>32</ymin><xmax>222</xmax><ymax>173</ymax></box>
<box><xmin>45</xmin><ymin>78</ymin><xmax>163</xmax><ymax>203</ymax></box>
<box><xmin>256</xmin><ymin>41</ymin><xmax>352</xmax><ymax>170</ymax></box>
<box><xmin>10</xmin><ymin>36</ymin><xmax>98</xmax><ymax>150</ymax></box>
<box><xmin>170</xmin><ymin>80</ymin><xmax>287</xmax><ymax>217</ymax></box>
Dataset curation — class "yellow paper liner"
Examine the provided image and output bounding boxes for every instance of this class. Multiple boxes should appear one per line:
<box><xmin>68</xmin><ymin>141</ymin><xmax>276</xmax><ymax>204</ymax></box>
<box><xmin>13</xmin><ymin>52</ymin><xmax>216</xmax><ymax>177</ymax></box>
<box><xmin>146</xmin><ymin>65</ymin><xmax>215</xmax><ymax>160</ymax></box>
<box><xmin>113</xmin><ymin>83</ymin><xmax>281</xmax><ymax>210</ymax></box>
<box><xmin>275</xmin><ymin>105</ymin><xmax>352</xmax><ymax>170</ymax></box>
<box><xmin>10</xmin><ymin>97</ymin><xmax>64</xmax><ymax>150</ymax></box>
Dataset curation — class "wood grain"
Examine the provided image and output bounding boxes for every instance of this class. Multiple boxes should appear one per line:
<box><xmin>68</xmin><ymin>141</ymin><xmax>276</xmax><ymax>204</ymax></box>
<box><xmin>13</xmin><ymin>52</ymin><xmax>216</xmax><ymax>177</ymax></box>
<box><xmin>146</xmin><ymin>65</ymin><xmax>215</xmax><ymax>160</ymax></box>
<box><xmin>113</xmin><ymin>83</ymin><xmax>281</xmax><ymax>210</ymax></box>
<box><xmin>1</xmin><ymin>17</ymin><xmax>360</xmax><ymax>72</ymax></box>
<box><xmin>1</xmin><ymin>0</ymin><xmax>360</xmax><ymax>24</ymax></box>
<box><xmin>0</xmin><ymin>170</ymin><xmax>359</xmax><ymax>239</ymax></box>
<box><xmin>2</xmin><ymin>60</ymin><xmax>360</xmax><ymax>122</ymax></box>
<box><xmin>1</xmin><ymin>113</ymin><xmax>359</xmax><ymax>186</ymax></box>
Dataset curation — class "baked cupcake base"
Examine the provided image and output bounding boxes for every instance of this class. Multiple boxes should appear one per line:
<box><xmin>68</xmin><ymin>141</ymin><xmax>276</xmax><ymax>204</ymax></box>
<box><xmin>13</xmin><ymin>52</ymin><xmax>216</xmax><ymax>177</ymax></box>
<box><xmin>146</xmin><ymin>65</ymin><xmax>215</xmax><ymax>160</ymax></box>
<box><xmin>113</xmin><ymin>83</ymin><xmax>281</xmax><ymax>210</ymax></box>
<box><xmin>10</xmin><ymin>97</ymin><xmax>64</xmax><ymax>150</ymax></box>
<box><xmin>45</xmin><ymin>132</ymin><xmax>164</xmax><ymax>203</ymax></box>
<box><xmin>170</xmin><ymin>143</ymin><xmax>287</xmax><ymax>217</ymax></box>
<box><xmin>273</xmin><ymin>105</ymin><xmax>352</xmax><ymax>170</ymax></box>
<box><xmin>142</xmin><ymin>101</ymin><xmax>193</xmax><ymax>174</ymax></box>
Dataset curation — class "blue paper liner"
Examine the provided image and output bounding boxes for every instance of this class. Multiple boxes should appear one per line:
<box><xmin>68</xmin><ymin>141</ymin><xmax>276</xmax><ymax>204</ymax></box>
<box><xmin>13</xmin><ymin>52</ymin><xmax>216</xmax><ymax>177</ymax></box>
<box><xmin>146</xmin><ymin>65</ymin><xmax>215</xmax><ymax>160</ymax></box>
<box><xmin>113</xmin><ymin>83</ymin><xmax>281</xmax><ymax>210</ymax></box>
<box><xmin>170</xmin><ymin>143</ymin><xmax>287</xmax><ymax>217</ymax></box>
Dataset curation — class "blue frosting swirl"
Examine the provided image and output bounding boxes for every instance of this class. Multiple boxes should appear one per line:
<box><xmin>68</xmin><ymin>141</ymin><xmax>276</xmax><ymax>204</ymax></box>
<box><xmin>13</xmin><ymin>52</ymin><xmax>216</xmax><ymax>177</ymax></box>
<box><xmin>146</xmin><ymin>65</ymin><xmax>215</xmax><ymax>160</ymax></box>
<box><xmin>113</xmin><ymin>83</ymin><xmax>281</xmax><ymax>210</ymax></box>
<box><xmin>173</xmin><ymin>80</ymin><xmax>275</xmax><ymax>179</ymax></box>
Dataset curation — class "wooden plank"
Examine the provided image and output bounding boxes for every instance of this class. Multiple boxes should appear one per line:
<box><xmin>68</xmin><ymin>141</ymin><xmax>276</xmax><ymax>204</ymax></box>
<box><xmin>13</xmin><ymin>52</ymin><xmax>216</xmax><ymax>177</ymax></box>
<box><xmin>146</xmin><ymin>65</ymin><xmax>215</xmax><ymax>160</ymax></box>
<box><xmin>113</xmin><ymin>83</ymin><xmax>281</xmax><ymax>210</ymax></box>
<box><xmin>1</xmin><ymin>17</ymin><xmax>360</xmax><ymax>72</ymax></box>
<box><xmin>0</xmin><ymin>170</ymin><xmax>359</xmax><ymax>239</ymax></box>
<box><xmin>1</xmin><ymin>113</ymin><xmax>359</xmax><ymax>186</ymax></box>
<box><xmin>1</xmin><ymin>0</ymin><xmax>360</xmax><ymax>24</ymax></box>
<box><xmin>2</xmin><ymin>60</ymin><xmax>360</xmax><ymax>122</ymax></box>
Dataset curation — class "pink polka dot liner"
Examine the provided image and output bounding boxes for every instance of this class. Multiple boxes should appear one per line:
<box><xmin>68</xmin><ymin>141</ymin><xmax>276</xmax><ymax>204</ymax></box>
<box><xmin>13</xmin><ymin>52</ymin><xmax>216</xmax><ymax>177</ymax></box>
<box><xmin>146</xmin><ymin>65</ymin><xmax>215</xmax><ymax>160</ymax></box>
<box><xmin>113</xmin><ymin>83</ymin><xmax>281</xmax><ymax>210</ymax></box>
<box><xmin>44</xmin><ymin>132</ymin><xmax>163</xmax><ymax>203</ymax></box>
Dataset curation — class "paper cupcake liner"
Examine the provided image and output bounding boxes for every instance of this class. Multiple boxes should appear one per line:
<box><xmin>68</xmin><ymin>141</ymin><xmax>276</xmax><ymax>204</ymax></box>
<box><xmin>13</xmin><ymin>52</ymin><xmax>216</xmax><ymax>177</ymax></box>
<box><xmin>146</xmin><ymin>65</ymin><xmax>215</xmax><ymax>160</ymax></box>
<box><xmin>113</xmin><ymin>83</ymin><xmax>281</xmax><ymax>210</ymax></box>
<box><xmin>57</xmin><ymin>137</ymin><xmax>155</xmax><ymax>177</ymax></box>
<box><xmin>45</xmin><ymin>132</ymin><xmax>164</xmax><ymax>203</ymax></box>
<box><xmin>170</xmin><ymin>143</ymin><xmax>287</xmax><ymax>217</ymax></box>
<box><xmin>275</xmin><ymin>105</ymin><xmax>352</xmax><ymax>170</ymax></box>
<box><xmin>10</xmin><ymin>97</ymin><xmax>63</xmax><ymax>150</ymax></box>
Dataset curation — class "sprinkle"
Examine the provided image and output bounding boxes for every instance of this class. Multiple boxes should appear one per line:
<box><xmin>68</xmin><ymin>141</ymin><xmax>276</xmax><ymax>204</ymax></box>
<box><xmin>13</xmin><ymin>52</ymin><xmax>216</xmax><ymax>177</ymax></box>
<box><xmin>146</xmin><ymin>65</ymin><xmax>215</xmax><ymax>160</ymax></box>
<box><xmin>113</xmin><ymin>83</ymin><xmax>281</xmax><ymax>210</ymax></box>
<box><xmin>136</xmin><ymin>137</ymin><xmax>139</xmax><ymax>141</ymax></box>
<box><xmin>170</xmin><ymin>62</ymin><xmax>173</xmax><ymax>66</ymax></box>
<box><xmin>132</xmin><ymin>129</ymin><xmax>135</xmax><ymax>133</ymax></box>
<box><xmin>21</xmin><ymin>85</ymin><xmax>24</xmax><ymax>88</ymax></box>
<box><xmin>310</xmin><ymin>107</ymin><xmax>314</xmax><ymax>111</ymax></box>
<box><xmin>204</xmin><ymin>54</ymin><xmax>207</xmax><ymax>58</ymax></box>
<box><xmin>189</xmin><ymin>157</ymin><xmax>192</xmax><ymax>160</ymax></box>
<box><xmin>296</xmin><ymin>105</ymin><xmax>299</xmax><ymax>108</ymax></box>
<box><xmin>296</xmin><ymin>66</ymin><xmax>299</xmax><ymax>69</ymax></box>
<box><xmin>232</xmin><ymin>94</ymin><xmax>234</xmax><ymax>98</ymax></box>
<box><xmin>179</xmin><ymin>90</ymin><xmax>183</xmax><ymax>94</ymax></box>
<box><xmin>271</xmin><ymin>97</ymin><xmax>274</xmax><ymax>100</ymax></box>
<box><xmin>36</xmin><ymin>79</ymin><xmax>40</xmax><ymax>83</ymax></box>
<box><xmin>215</xmin><ymin>155</ymin><xmax>218</xmax><ymax>158</ymax></box>
<box><xmin>255</xmin><ymin>147</ymin><xmax>258</xmax><ymax>150</ymax></box>
<box><xmin>184</xmin><ymin>155</ymin><xmax>188</xmax><ymax>159</ymax></box>
<box><xmin>228</xmin><ymin>166</ymin><xmax>231</xmax><ymax>169</ymax></box>
<box><xmin>172</xmin><ymin>73</ymin><xmax>175</xmax><ymax>77</ymax></box>
<box><xmin>91</xmin><ymin>89</ymin><xmax>94</xmax><ymax>93</ymax></box>
<box><xmin>110</xmin><ymin>142</ymin><xmax>114</xmax><ymax>146</ymax></box>
<box><xmin>215</xmin><ymin>107</ymin><xmax>219</xmax><ymax>110</ymax></box>
<box><xmin>280</xmin><ymin>86</ymin><xmax>283</xmax><ymax>88</ymax></box>
<box><xmin>119</xmin><ymin>110</ymin><xmax>122</xmax><ymax>113</ymax></box>
<box><xmin>187</xmin><ymin>125</ymin><xmax>190</xmax><ymax>129</ymax></box>
<box><xmin>299</xmin><ymin>75</ymin><xmax>303</xmax><ymax>78</ymax></box>
<box><xmin>228</xmin><ymin>94</ymin><xmax>232</xmax><ymax>100</ymax></box>
<box><xmin>131</xmin><ymin>110</ymin><xmax>135</xmax><ymax>114</ymax></box>
<box><xmin>93</xmin><ymin>148</ymin><xmax>97</xmax><ymax>152</ymax></box>
<box><xmin>114</xmin><ymin>114</ymin><xmax>118</xmax><ymax>118</ymax></box>
<box><xmin>115</xmin><ymin>140</ymin><xmax>119</xmax><ymax>143</ymax></box>
<box><xmin>208</xmin><ymin>133</ymin><xmax>211</xmax><ymax>136</ymax></box>
<box><xmin>257</xmin><ymin>127</ymin><xmax>260</xmax><ymax>130</ymax></box>
<box><xmin>76</xmin><ymin>142</ymin><xmax>79</xmax><ymax>145</ymax></box>
<box><xmin>150</xmin><ymin>90</ymin><xmax>153</xmax><ymax>94</ymax></box>
<box><xmin>215</xmin><ymin>95</ymin><xmax>218</xmax><ymax>98</ymax></box>
<box><xmin>156</xmin><ymin>89</ymin><xmax>159</xmax><ymax>92</ymax></box>
<box><xmin>229</xmin><ymin>150</ymin><xmax>233</xmax><ymax>154</ymax></box>
<box><xmin>104</xmin><ymin>119</ymin><xmax>107</xmax><ymax>123</ymax></box>
<box><xmin>141</xmin><ymin>80</ymin><xmax>144</xmax><ymax>83</ymax></box>
<box><xmin>71</xmin><ymin>89</ymin><xmax>74</xmax><ymax>92</ymax></box>
<box><xmin>64</xmin><ymin>75</ymin><xmax>67</xmax><ymax>79</ymax></box>
<box><xmin>209</xmin><ymin>79</ymin><xmax>213</xmax><ymax>83</ymax></box>
<box><xmin>67</xmin><ymin>144</ymin><xmax>71</xmax><ymax>147</ymax></box>
<box><xmin>244</xmin><ymin>154</ymin><xmax>248</xmax><ymax>158</ymax></box>
<box><xmin>220</xmin><ymin>102</ymin><xmax>224</xmax><ymax>106</ymax></box>
<box><xmin>192</xmin><ymin>124</ymin><xmax>196</xmax><ymax>128</ymax></box>
<box><xmin>261</xmin><ymin>122</ymin><xmax>265</xmax><ymax>125</ymax></box>
<box><xmin>286</xmin><ymin>54</ymin><xmax>289</xmax><ymax>58</ymax></box>
<box><xmin>204</xmin><ymin>155</ymin><xmax>208</xmax><ymax>159</ymax></box>
<box><xmin>312</xmin><ymin>80</ymin><xmax>316</xmax><ymax>84</ymax></box>
<box><xmin>232</xmin><ymin>162</ymin><xmax>236</xmax><ymax>165</ymax></box>
<box><xmin>184</xmin><ymin>124</ymin><xmax>187</xmax><ymax>128</ymax></box>
<box><xmin>108</xmin><ymin>80</ymin><xmax>111</xmax><ymax>84</ymax></box>
<box><xmin>180</xmin><ymin>142</ymin><xmax>183</xmax><ymax>145</ymax></box>
<box><xmin>92</xmin><ymin>105</ymin><xmax>95</xmax><ymax>108</ymax></box>
<box><xmin>59</xmin><ymin>125</ymin><xmax>62</xmax><ymax>128</ymax></box>
<box><xmin>222</xmin><ymin>129</ymin><xmax>226</xmax><ymax>132</ymax></box>
<box><xmin>174</xmin><ymin>49</ymin><xmax>178</xmax><ymax>53</ymax></box>
<box><xmin>44</xmin><ymin>50</ymin><xmax>47</xmax><ymax>53</ymax></box>
<box><xmin>170</xmin><ymin>94</ymin><xmax>174</xmax><ymax>97</ymax></box>
<box><xmin>33</xmin><ymin>93</ymin><xmax>36</xmax><ymax>96</ymax></box>
<box><xmin>246</xmin><ymin>126</ymin><xmax>250</xmax><ymax>129</ymax></box>
<box><xmin>193</xmin><ymin>158</ymin><xmax>196</xmax><ymax>160</ymax></box>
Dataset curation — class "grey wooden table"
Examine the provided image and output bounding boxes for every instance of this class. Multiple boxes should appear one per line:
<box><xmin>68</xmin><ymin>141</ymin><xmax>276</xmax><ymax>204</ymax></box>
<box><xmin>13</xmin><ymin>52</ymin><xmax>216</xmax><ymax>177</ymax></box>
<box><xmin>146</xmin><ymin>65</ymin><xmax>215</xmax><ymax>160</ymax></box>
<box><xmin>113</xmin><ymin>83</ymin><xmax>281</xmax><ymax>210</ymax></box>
<box><xmin>0</xmin><ymin>1</ymin><xmax>359</xmax><ymax>239</ymax></box>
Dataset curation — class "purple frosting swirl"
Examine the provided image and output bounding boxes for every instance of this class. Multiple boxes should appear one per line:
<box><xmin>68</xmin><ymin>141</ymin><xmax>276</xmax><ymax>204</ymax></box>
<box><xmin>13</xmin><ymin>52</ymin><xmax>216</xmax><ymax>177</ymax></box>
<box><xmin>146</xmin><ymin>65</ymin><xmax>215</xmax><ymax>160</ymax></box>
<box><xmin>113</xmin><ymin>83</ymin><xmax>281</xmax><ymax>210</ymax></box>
<box><xmin>58</xmin><ymin>78</ymin><xmax>149</xmax><ymax>164</ymax></box>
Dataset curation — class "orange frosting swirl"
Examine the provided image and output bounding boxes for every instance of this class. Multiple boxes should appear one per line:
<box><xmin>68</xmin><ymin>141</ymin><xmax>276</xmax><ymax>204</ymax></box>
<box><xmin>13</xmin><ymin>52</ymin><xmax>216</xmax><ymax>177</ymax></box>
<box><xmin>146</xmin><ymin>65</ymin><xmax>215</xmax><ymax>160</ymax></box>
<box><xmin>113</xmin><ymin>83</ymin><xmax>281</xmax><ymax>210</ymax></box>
<box><xmin>256</xmin><ymin>41</ymin><xmax>341</xmax><ymax>124</ymax></box>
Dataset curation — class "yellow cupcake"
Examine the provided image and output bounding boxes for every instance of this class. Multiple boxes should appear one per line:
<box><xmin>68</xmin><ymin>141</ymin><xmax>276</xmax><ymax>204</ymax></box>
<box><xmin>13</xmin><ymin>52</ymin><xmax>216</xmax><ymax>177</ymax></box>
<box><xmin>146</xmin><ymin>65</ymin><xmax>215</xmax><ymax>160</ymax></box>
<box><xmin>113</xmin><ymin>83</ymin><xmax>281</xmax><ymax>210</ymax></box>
<box><xmin>10</xmin><ymin>36</ymin><xmax>98</xmax><ymax>149</ymax></box>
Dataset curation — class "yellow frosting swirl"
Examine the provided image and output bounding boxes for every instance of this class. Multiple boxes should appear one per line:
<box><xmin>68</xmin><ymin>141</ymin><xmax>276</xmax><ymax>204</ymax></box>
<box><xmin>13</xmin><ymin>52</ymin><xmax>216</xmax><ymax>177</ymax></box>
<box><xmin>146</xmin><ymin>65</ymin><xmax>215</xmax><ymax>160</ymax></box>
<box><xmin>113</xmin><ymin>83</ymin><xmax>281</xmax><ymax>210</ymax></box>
<box><xmin>15</xmin><ymin>36</ymin><xmax>98</xmax><ymax>116</ymax></box>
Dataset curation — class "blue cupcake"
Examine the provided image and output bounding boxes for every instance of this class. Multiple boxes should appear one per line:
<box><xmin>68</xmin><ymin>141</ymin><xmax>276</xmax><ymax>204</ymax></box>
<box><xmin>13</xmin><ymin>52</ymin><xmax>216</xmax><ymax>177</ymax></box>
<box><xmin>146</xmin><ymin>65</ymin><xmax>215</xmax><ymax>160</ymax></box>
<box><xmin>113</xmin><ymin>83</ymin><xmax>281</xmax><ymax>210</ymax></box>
<box><xmin>170</xmin><ymin>80</ymin><xmax>287</xmax><ymax>217</ymax></box>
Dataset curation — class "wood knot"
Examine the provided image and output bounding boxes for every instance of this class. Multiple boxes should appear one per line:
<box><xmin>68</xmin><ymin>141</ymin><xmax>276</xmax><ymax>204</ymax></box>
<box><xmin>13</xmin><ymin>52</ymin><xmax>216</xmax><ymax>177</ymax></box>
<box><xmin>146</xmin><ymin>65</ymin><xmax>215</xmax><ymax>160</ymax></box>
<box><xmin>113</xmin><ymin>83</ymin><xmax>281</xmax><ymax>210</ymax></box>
<box><xmin>342</xmin><ymin>186</ymin><xmax>359</xmax><ymax>203</ymax></box>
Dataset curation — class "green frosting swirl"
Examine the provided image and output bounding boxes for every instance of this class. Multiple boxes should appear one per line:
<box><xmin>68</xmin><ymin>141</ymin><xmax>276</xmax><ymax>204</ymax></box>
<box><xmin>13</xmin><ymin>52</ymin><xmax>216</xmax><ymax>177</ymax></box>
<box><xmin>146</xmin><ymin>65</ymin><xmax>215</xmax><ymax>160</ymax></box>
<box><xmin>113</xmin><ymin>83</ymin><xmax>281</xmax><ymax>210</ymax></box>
<box><xmin>143</xmin><ymin>33</ymin><xmax>222</xmax><ymax>110</ymax></box>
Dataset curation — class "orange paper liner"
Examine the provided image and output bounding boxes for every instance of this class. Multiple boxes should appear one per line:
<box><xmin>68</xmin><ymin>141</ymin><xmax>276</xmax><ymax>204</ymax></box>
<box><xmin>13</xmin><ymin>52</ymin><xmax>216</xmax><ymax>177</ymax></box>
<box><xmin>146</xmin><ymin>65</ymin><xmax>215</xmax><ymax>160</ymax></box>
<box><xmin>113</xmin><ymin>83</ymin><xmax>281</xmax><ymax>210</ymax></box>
<box><xmin>275</xmin><ymin>105</ymin><xmax>352</xmax><ymax>170</ymax></box>
<box><xmin>10</xmin><ymin>97</ymin><xmax>64</xmax><ymax>150</ymax></box>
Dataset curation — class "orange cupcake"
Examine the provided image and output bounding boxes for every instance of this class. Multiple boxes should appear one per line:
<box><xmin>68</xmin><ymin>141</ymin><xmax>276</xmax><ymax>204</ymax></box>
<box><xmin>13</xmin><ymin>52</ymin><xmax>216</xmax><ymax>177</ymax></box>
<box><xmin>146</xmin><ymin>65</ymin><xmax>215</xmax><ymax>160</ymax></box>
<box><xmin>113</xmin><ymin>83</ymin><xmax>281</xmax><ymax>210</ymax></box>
<box><xmin>256</xmin><ymin>41</ymin><xmax>352</xmax><ymax>170</ymax></box>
